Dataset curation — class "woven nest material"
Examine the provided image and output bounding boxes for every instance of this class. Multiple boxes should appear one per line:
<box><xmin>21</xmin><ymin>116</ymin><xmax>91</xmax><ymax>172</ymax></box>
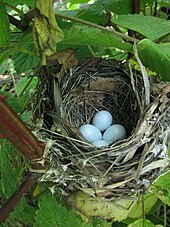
<box><xmin>35</xmin><ymin>58</ymin><xmax>170</xmax><ymax>200</ymax></box>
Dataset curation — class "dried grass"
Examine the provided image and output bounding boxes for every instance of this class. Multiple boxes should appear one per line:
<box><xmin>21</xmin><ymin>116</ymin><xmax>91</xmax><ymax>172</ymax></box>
<box><xmin>35</xmin><ymin>59</ymin><xmax>170</xmax><ymax>200</ymax></box>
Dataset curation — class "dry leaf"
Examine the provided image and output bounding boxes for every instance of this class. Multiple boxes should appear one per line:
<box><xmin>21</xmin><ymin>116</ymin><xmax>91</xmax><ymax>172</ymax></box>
<box><xmin>33</xmin><ymin>0</ymin><xmax>64</xmax><ymax>65</ymax></box>
<box><xmin>47</xmin><ymin>49</ymin><xmax>78</xmax><ymax>82</ymax></box>
<box><xmin>89</xmin><ymin>77</ymin><xmax>125</xmax><ymax>92</ymax></box>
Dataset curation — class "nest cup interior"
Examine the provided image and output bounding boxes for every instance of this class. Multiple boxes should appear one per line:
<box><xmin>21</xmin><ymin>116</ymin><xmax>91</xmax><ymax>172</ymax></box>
<box><xmin>62</xmin><ymin>59</ymin><xmax>140</xmax><ymax>143</ymax></box>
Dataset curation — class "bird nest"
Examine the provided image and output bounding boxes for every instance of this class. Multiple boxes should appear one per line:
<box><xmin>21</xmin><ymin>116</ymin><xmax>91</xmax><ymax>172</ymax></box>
<box><xmin>34</xmin><ymin>58</ymin><xmax>170</xmax><ymax>200</ymax></box>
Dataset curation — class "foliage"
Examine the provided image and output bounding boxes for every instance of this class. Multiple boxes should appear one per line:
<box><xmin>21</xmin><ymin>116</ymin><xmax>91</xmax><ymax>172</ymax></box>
<box><xmin>0</xmin><ymin>0</ymin><xmax>10</xmax><ymax>48</ymax></box>
<box><xmin>127</xmin><ymin>218</ymin><xmax>155</xmax><ymax>227</ymax></box>
<box><xmin>34</xmin><ymin>192</ymin><xmax>87</xmax><ymax>227</ymax></box>
<box><xmin>137</xmin><ymin>39</ymin><xmax>170</xmax><ymax>81</ymax></box>
<box><xmin>112</xmin><ymin>14</ymin><xmax>170</xmax><ymax>41</ymax></box>
<box><xmin>150</xmin><ymin>171</ymin><xmax>170</xmax><ymax>206</ymax></box>
<box><xmin>0</xmin><ymin>0</ymin><xmax>170</xmax><ymax>226</ymax></box>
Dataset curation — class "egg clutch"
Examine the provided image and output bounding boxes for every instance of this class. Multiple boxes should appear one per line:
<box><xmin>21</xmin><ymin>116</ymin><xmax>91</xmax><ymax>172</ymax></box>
<box><xmin>79</xmin><ymin>110</ymin><xmax>126</xmax><ymax>148</ymax></box>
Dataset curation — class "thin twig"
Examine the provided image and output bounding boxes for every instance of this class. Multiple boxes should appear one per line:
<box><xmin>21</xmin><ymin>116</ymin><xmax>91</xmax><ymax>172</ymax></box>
<box><xmin>55</xmin><ymin>12</ymin><xmax>139</xmax><ymax>43</ymax></box>
<box><xmin>133</xmin><ymin>43</ymin><xmax>150</xmax><ymax>106</ymax></box>
<box><xmin>132</xmin><ymin>0</ymin><xmax>140</xmax><ymax>14</ymax></box>
<box><xmin>7</xmin><ymin>5</ymin><xmax>138</xmax><ymax>44</ymax></box>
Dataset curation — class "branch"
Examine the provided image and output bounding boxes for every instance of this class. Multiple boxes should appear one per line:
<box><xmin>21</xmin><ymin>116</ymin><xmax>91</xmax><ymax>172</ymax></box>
<box><xmin>0</xmin><ymin>94</ymin><xmax>45</xmax><ymax>160</ymax></box>
<box><xmin>132</xmin><ymin>0</ymin><xmax>140</xmax><ymax>14</ymax></box>
<box><xmin>7</xmin><ymin>9</ymin><xmax>35</xmax><ymax>31</ymax></box>
<box><xmin>8</xmin><ymin>7</ymin><xmax>138</xmax><ymax>43</ymax></box>
<box><xmin>55</xmin><ymin>12</ymin><xmax>139</xmax><ymax>43</ymax></box>
<box><xmin>8</xmin><ymin>14</ymin><xmax>28</xmax><ymax>31</ymax></box>
<box><xmin>0</xmin><ymin>174</ymin><xmax>34</xmax><ymax>224</ymax></box>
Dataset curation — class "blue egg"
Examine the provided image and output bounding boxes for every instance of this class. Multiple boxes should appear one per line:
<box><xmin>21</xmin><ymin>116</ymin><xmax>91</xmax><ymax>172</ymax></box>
<box><xmin>92</xmin><ymin>140</ymin><xmax>109</xmax><ymax>148</ymax></box>
<box><xmin>92</xmin><ymin>110</ymin><xmax>113</xmax><ymax>131</ymax></box>
<box><xmin>79</xmin><ymin>124</ymin><xmax>102</xmax><ymax>143</ymax></box>
<box><xmin>103</xmin><ymin>124</ymin><xmax>126</xmax><ymax>143</ymax></box>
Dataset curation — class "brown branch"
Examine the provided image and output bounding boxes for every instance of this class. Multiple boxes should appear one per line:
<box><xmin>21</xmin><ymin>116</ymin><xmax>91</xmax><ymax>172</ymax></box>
<box><xmin>0</xmin><ymin>94</ymin><xmax>45</xmax><ymax>160</ymax></box>
<box><xmin>7</xmin><ymin>9</ymin><xmax>35</xmax><ymax>31</ymax></box>
<box><xmin>8</xmin><ymin>14</ymin><xmax>25</xmax><ymax>31</ymax></box>
<box><xmin>128</xmin><ymin>0</ymin><xmax>141</xmax><ymax>42</ymax></box>
<box><xmin>8</xmin><ymin>8</ymin><xmax>138</xmax><ymax>43</ymax></box>
<box><xmin>132</xmin><ymin>0</ymin><xmax>140</xmax><ymax>14</ymax></box>
<box><xmin>0</xmin><ymin>174</ymin><xmax>34</xmax><ymax>224</ymax></box>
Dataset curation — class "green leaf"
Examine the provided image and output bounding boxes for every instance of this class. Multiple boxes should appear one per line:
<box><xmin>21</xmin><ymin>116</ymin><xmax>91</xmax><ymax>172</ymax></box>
<box><xmin>0</xmin><ymin>140</ymin><xmax>21</xmax><ymax>198</ymax></box>
<box><xmin>34</xmin><ymin>192</ymin><xmax>86</xmax><ymax>227</ymax></box>
<box><xmin>7</xmin><ymin>198</ymin><xmax>35</xmax><ymax>225</ymax></box>
<box><xmin>61</xmin><ymin>0</ymin><xmax>132</xmax><ymax>25</ymax></box>
<box><xmin>112</xmin><ymin>14</ymin><xmax>170</xmax><ymax>41</ymax></box>
<box><xmin>158</xmin><ymin>43</ymin><xmax>170</xmax><ymax>59</ymax></box>
<box><xmin>91</xmin><ymin>0</ymin><xmax>132</xmax><ymax>14</ymax></box>
<box><xmin>15</xmin><ymin>75</ymin><xmax>38</xmax><ymax>96</ymax></box>
<box><xmin>70</xmin><ymin>0</ymin><xmax>89</xmax><ymax>3</ymax></box>
<box><xmin>128</xmin><ymin>193</ymin><xmax>158</xmax><ymax>219</ymax></box>
<box><xmin>154</xmin><ymin>171</ymin><xmax>170</xmax><ymax>189</ymax></box>
<box><xmin>137</xmin><ymin>39</ymin><xmax>170</xmax><ymax>81</ymax></box>
<box><xmin>0</xmin><ymin>48</ymin><xmax>15</xmax><ymax>65</ymax></box>
<box><xmin>150</xmin><ymin>170</ymin><xmax>170</xmax><ymax>206</ymax></box>
<box><xmin>12</xmin><ymin>44</ymin><xmax>39</xmax><ymax>74</ymax></box>
<box><xmin>0</xmin><ymin>1</ymin><xmax>10</xmax><ymax>48</ymax></box>
<box><xmin>10</xmin><ymin>31</ymin><xmax>39</xmax><ymax>73</ymax></box>
<box><xmin>128</xmin><ymin>218</ymin><xmax>154</xmax><ymax>227</ymax></box>
<box><xmin>91</xmin><ymin>219</ymin><xmax>112</xmax><ymax>227</ymax></box>
<box><xmin>0</xmin><ymin>91</ymin><xmax>22</xmax><ymax>113</ymax></box>
<box><xmin>74</xmin><ymin>8</ymin><xmax>105</xmax><ymax>24</ymax></box>
<box><xmin>140</xmin><ymin>0</ymin><xmax>155</xmax><ymax>9</ymax></box>
<box><xmin>15</xmin><ymin>76</ymin><xmax>39</xmax><ymax>111</ymax></box>
<box><xmin>58</xmin><ymin>43</ymin><xmax>94</xmax><ymax>59</ymax></box>
<box><xmin>61</xmin><ymin>24</ymin><xmax>133</xmax><ymax>52</ymax></box>
<box><xmin>159</xmin><ymin>0</ymin><xmax>170</xmax><ymax>8</ymax></box>
<box><xmin>4</xmin><ymin>0</ymin><xmax>35</xmax><ymax>7</ymax></box>
<box><xmin>67</xmin><ymin>191</ymin><xmax>157</xmax><ymax>222</ymax></box>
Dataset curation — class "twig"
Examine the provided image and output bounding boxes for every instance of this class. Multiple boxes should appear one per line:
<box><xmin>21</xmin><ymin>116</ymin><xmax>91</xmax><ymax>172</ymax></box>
<box><xmin>0</xmin><ymin>174</ymin><xmax>34</xmax><ymax>224</ymax></box>
<box><xmin>55</xmin><ymin>12</ymin><xmax>139</xmax><ymax>43</ymax></box>
<box><xmin>7</xmin><ymin>6</ymin><xmax>139</xmax><ymax>44</ymax></box>
<box><xmin>133</xmin><ymin>43</ymin><xmax>150</xmax><ymax>106</ymax></box>
<box><xmin>7</xmin><ymin>9</ymin><xmax>35</xmax><ymax>31</ymax></box>
<box><xmin>8</xmin><ymin>14</ymin><xmax>27</xmax><ymax>31</ymax></box>
<box><xmin>132</xmin><ymin>0</ymin><xmax>140</xmax><ymax>14</ymax></box>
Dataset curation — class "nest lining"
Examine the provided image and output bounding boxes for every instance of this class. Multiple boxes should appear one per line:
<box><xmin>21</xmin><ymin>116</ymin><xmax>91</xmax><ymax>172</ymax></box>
<box><xmin>63</xmin><ymin>77</ymin><xmax>138</xmax><ymax>136</ymax></box>
<box><xmin>36</xmin><ymin>59</ymin><xmax>170</xmax><ymax>200</ymax></box>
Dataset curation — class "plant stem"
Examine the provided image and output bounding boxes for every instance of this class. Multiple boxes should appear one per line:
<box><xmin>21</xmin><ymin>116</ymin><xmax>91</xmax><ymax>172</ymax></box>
<box><xmin>132</xmin><ymin>0</ymin><xmax>140</xmax><ymax>14</ymax></box>
<box><xmin>0</xmin><ymin>174</ymin><xmax>34</xmax><ymax>224</ymax></box>
<box><xmin>0</xmin><ymin>94</ymin><xmax>45</xmax><ymax>160</ymax></box>
<box><xmin>8</xmin><ymin>14</ymin><xmax>26</xmax><ymax>31</ymax></box>
<box><xmin>55</xmin><ymin>12</ymin><xmax>139</xmax><ymax>43</ymax></box>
